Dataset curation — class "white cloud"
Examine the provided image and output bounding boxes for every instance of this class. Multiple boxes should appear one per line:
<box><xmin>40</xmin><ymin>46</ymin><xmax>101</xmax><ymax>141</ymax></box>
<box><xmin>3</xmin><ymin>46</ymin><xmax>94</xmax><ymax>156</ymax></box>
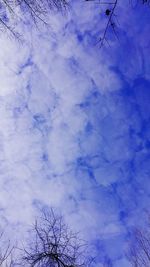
<box><xmin>0</xmin><ymin>2</ymin><xmax>149</xmax><ymax>266</ymax></box>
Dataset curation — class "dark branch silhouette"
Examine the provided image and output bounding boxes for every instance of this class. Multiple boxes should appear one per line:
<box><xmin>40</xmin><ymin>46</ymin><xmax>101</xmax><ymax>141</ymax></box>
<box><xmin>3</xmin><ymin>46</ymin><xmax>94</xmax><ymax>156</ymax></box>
<box><xmin>0</xmin><ymin>0</ymin><xmax>149</xmax><ymax>40</ymax></box>
<box><xmin>0</xmin><ymin>0</ymin><xmax>68</xmax><ymax>37</ymax></box>
<box><xmin>86</xmin><ymin>0</ymin><xmax>150</xmax><ymax>47</ymax></box>
<box><xmin>127</xmin><ymin>226</ymin><xmax>150</xmax><ymax>267</ymax></box>
<box><xmin>0</xmin><ymin>230</ymin><xmax>14</xmax><ymax>267</ymax></box>
<box><xmin>21</xmin><ymin>209</ymin><xmax>89</xmax><ymax>267</ymax></box>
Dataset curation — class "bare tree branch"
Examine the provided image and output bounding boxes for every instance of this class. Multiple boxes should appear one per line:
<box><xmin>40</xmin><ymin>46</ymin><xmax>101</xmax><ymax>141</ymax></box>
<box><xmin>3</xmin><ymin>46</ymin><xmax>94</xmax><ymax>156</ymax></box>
<box><xmin>21</xmin><ymin>208</ymin><xmax>90</xmax><ymax>267</ymax></box>
<box><xmin>127</xmin><ymin>226</ymin><xmax>150</xmax><ymax>267</ymax></box>
<box><xmin>86</xmin><ymin>0</ymin><xmax>150</xmax><ymax>47</ymax></box>
<box><xmin>0</xmin><ymin>229</ymin><xmax>15</xmax><ymax>267</ymax></box>
<box><xmin>0</xmin><ymin>0</ymin><xmax>68</xmax><ymax>37</ymax></box>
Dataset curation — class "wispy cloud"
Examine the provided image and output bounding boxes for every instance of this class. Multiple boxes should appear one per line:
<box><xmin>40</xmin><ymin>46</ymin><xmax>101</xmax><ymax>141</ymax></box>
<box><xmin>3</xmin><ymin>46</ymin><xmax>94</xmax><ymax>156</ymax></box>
<box><xmin>0</xmin><ymin>1</ymin><xmax>149</xmax><ymax>266</ymax></box>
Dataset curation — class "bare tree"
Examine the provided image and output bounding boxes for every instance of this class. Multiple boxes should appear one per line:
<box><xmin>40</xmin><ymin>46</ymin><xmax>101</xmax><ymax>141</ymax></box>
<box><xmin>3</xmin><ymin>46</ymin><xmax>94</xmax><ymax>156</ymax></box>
<box><xmin>0</xmin><ymin>0</ymin><xmax>68</xmax><ymax>37</ymax></box>
<box><xmin>20</xmin><ymin>208</ymin><xmax>90</xmax><ymax>267</ymax></box>
<box><xmin>0</xmin><ymin>230</ymin><xmax>15</xmax><ymax>267</ymax></box>
<box><xmin>0</xmin><ymin>0</ymin><xmax>149</xmax><ymax>41</ymax></box>
<box><xmin>127</xmin><ymin>227</ymin><xmax>150</xmax><ymax>267</ymax></box>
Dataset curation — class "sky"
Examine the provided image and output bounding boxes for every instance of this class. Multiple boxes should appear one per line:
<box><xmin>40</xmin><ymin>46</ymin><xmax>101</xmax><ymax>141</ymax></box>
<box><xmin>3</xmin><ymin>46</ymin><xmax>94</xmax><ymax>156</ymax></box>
<box><xmin>0</xmin><ymin>0</ymin><xmax>150</xmax><ymax>266</ymax></box>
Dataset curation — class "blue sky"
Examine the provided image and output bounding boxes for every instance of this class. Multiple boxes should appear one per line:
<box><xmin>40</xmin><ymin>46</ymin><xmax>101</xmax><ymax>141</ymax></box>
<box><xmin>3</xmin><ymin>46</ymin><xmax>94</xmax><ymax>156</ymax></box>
<box><xmin>0</xmin><ymin>1</ymin><xmax>150</xmax><ymax>266</ymax></box>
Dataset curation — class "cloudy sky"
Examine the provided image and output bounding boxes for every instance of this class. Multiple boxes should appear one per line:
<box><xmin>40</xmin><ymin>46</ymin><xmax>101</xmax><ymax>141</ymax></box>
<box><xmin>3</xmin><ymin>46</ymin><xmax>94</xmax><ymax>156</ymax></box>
<box><xmin>0</xmin><ymin>0</ymin><xmax>150</xmax><ymax>266</ymax></box>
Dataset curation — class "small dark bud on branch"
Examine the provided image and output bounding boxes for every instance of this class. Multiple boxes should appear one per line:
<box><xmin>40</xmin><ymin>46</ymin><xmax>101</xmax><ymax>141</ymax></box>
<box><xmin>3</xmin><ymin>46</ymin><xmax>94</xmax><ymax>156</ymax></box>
<box><xmin>105</xmin><ymin>9</ymin><xmax>111</xmax><ymax>16</ymax></box>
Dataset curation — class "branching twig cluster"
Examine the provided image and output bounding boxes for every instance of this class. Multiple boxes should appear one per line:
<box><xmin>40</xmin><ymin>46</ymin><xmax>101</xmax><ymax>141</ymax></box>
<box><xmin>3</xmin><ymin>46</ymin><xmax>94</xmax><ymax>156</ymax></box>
<box><xmin>21</xmin><ymin>208</ymin><xmax>88</xmax><ymax>267</ymax></box>
<box><xmin>0</xmin><ymin>230</ymin><xmax>14</xmax><ymax>267</ymax></box>
<box><xmin>0</xmin><ymin>0</ymin><xmax>68</xmax><ymax>37</ymax></box>
<box><xmin>86</xmin><ymin>0</ymin><xmax>150</xmax><ymax>47</ymax></box>
<box><xmin>85</xmin><ymin>0</ymin><xmax>119</xmax><ymax>47</ymax></box>
<box><xmin>99</xmin><ymin>0</ymin><xmax>118</xmax><ymax>47</ymax></box>
<box><xmin>127</xmin><ymin>227</ymin><xmax>150</xmax><ymax>267</ymax></box>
